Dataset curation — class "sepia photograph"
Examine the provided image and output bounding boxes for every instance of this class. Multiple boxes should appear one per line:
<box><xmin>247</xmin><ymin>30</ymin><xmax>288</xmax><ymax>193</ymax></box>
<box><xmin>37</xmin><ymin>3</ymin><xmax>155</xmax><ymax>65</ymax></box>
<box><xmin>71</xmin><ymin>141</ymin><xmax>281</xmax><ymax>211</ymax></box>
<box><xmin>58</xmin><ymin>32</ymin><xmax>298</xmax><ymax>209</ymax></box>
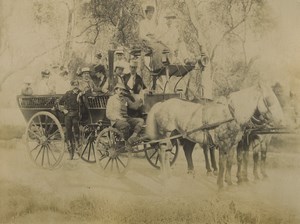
<box><xmin>0</xmin><ymin>0</ymin><xmax>299</xmax><ymax>223</ymax></box>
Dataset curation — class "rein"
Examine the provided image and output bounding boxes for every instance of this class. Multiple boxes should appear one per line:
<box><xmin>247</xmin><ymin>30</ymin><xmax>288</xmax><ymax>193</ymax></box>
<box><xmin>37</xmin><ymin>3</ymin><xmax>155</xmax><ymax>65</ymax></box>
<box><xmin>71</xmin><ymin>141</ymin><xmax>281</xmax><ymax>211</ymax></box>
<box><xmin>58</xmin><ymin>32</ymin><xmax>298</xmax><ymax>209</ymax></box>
<box><xmin>146</xmin><ymin>118</ymin><xmax>234</xmax><ymax>144</ymax></box>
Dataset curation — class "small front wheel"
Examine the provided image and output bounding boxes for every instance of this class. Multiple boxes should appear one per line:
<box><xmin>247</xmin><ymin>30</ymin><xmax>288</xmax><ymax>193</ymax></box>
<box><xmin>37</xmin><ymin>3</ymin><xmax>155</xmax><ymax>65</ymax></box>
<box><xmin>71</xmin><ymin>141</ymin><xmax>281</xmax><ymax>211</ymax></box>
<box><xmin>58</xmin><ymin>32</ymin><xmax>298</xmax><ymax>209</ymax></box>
<box><xmin>94</xmin><ymin>127</ymin><xmax>131</xmax><ymax>175</ymax></box>
<box><xmin>144</xmin><ymin>139</ymin><xmax>179</xmax><ymax>169</ymax></box>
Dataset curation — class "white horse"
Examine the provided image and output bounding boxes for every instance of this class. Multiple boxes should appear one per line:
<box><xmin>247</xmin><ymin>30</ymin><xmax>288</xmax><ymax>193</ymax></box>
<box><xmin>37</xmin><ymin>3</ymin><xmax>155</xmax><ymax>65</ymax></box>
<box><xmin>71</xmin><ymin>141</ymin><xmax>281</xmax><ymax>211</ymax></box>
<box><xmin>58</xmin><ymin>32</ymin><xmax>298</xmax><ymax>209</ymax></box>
<box><xmin>237</xmin><ymin>133</ymin><xmax>272</xmax><ymax>182</ymax></box>
<box><xmin>146</xmin><ymin>84</ymin><xmax>285</xmax><ymax>188</ymax></box>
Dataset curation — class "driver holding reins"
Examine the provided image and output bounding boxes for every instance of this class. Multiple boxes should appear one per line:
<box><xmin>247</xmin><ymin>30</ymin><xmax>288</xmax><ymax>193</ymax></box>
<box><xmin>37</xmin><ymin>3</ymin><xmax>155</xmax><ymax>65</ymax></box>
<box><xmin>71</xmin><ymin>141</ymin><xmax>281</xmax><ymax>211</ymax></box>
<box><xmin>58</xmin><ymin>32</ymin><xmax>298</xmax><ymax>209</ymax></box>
<box><xmin>106</xmin><ymin>82</ymin><xmax>144</xmax><ymax>145</ymax></box>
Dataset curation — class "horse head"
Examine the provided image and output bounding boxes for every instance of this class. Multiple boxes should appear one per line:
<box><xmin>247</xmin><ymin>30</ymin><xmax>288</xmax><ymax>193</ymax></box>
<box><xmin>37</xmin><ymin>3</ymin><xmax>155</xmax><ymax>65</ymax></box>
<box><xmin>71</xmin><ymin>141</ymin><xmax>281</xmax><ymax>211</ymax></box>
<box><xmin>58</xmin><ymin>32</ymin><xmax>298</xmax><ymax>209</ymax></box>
<box><xmin>257</xmin><ymin>83</ymin><xmax>285</xmax><ymax>127</ymax></box>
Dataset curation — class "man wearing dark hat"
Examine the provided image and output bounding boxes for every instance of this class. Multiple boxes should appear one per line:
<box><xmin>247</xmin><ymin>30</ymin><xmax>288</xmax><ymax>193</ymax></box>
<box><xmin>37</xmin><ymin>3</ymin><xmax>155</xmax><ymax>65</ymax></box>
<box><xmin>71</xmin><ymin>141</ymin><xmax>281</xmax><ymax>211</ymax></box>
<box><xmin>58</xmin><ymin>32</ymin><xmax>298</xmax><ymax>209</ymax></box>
<box><xmin>139</xmin><ymin>5</ymin><xmax>156</xmax><ymax>42</ymax></box>
<box><xmin>106</xmin><ymin>82</ymin><xmax>144</xmax><ymax>144</ymax></box>
<box><xmin>59</xmin><ymin>79</ymin><xmax>83</xmax><ymax>160</ymax></box>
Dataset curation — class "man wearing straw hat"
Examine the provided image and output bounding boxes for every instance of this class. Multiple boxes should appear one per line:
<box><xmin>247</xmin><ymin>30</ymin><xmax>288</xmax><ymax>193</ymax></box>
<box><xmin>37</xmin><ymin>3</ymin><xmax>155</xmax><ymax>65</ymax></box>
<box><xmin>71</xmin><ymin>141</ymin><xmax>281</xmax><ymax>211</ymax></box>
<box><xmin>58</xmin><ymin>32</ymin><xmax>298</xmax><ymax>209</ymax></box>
<box><xmin>106</xmin><ymin>82</ymin><xmax>144</xmax><ymax>145</ymax></box>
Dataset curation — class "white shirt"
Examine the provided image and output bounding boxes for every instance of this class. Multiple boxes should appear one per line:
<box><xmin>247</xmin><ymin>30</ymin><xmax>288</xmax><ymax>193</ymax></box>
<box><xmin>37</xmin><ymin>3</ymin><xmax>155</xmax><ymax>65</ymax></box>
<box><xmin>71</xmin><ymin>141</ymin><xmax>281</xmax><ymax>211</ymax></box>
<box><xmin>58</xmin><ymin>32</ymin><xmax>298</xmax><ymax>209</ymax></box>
<box><xmin>35</xmin><ymin>78</ymin><xmax>55</xmax><ymax>95</ymax></box>
<box><xmin>114</xmin><ymin>59</ymin><xmax>130</xmax><ymax>74</ymax></box>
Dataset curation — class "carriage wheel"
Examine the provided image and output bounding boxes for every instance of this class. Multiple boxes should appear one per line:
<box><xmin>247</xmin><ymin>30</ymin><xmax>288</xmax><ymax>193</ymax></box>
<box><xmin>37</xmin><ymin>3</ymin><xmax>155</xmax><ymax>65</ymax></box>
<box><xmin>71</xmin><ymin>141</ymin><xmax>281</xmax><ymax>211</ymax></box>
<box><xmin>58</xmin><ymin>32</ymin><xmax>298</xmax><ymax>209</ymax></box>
<box><xmin>144</xmin><ymin>139</ymin><xmax>179</xmax><ymax>169</ymax></box>
<box><xmin>94</xmin><ymin>127</ymin><xmax>132</xmax><ymax>175</ymax></box>
<box><xmin>25</xmin><ymin>111</ymin><xmax>65</xmax><ymax>169</ymax></box>
<box><xmin>79</xmin><ymin>132</ymin><xmax>97</xmax><ymax>163</ymax></box>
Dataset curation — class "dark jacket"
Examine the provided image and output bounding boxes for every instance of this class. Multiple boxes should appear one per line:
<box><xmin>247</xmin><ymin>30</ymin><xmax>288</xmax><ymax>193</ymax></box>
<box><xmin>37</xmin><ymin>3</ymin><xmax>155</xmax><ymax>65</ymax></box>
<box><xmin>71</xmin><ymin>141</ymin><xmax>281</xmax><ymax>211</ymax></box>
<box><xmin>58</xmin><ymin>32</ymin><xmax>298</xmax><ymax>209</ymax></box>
<box><xmin>123</xmin><ymin>73</ymin><xmax>146</xmax><ymax>94</ymax></box>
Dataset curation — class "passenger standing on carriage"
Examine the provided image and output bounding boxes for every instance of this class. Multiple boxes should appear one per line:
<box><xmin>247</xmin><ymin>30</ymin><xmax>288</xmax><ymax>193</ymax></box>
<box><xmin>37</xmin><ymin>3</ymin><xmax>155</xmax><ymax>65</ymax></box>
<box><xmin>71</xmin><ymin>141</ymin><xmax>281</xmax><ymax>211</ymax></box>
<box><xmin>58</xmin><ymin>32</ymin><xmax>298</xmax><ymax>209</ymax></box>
<box><xmin>123</xmin><ymin>60</ymin><xmax>147</xmax><ymax>95</ymax></box>
<box><xmin>114</xmin><ymin>47</ymin><xmax>130</xmax><ymax>74</ymax></box>
<box><xmin>110</xmin><ymin>64</ymin><xmax>125</xmax><ymax>91</ymax></box>
<box><xmin>139</xmin><ymin>5</ymin><xmax>167</xmax><ymax>72</ymax></box>
<box><xmin>55</xmin><ymin>68</ymin><xmax>71</xmax><ymax>94</ymax></box>
<box><xmin>77</xmin><ymin>67</ymin><xmax>97</xmax><ymax>94</ymax></box>
<box><xmin>106</xmin><ymin>82</ymin><xmax>144</xmax><ymax>145</ymax></box>
<box><xmin>91</xmin><ymin>52</ymin><xmax>108</xmax><ymax>93</ymax></box>
<box><xmin>58</xmin><ymin>80</ymin><xmax>83</xmax><ymax>160</ymax></box>
<box><xmin>36</xmin><ymin>69</ymin><xmax>56</xmax><ymax>95</ymax></box>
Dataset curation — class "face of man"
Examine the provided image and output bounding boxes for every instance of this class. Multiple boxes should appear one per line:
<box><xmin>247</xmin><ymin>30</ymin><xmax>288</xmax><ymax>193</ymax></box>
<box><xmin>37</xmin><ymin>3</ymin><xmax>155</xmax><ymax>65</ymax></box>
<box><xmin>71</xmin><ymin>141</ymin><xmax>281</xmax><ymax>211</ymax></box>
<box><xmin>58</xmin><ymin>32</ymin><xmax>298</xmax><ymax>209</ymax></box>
<box><xmin>82</xmin><ymin>72</ymin><xmax>90</xmax><ymax>80</ymax></box>
<box><xmin>116</xmin><ymin>67</ymin><xmax>124</xmax><ymax>75</ymax></box>
<box><xmin>146</xmin><ymin>10</ymin><xmax>154</xmax><ymax>20</ymax></box>
<box><xmin>115</xmin><ymin>87</ymin><xmax>125</xmax><ymax>97</ymax></box>
<box><xmin>130</xmin><ymin>65</ymin><xmax>137</xmax><ymax>74</ymax></box>
<box><xmin>116</xmin><ymin>54</ymin><xmax>124</xmax><ymax>61</ymax></box>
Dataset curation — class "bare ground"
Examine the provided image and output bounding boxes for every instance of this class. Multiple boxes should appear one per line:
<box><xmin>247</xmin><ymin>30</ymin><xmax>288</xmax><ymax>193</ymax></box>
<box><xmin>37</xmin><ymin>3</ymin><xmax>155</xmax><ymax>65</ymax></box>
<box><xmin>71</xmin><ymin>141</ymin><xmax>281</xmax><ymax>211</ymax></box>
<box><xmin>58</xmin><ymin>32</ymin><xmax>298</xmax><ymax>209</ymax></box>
<box><xmin>0</xmin><ymin>138</ymin><xmax>300</xmax><ymax>224</ymax></box>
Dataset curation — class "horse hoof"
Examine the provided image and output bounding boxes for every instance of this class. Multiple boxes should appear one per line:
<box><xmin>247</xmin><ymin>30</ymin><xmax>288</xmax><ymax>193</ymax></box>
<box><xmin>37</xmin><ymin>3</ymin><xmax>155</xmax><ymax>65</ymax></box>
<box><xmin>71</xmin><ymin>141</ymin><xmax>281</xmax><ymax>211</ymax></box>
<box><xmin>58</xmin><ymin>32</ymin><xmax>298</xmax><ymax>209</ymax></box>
<box><xmin>187</xmin><ymin>170</ymin><xmax>195</xmax><ymax>178</ymax></box>
<box><xmin>207</xmin><ymin>171</ymin><xmax>213</xmax><ymax>176</ymax></box>
<box><xmin>213</xmin><ymin>170</ymin><xmax>219</xmax><ymax>176</ymax></box>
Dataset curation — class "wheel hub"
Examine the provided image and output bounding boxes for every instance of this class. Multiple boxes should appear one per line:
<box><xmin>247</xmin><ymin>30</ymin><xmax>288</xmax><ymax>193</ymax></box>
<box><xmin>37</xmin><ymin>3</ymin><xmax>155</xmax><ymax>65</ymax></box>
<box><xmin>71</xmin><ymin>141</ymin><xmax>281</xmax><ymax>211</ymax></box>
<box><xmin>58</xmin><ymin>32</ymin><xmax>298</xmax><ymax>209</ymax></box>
<box><xmin>108</xmin><ymin>146</ymin><xmax>118</xmax><ymax>158</ymax></box>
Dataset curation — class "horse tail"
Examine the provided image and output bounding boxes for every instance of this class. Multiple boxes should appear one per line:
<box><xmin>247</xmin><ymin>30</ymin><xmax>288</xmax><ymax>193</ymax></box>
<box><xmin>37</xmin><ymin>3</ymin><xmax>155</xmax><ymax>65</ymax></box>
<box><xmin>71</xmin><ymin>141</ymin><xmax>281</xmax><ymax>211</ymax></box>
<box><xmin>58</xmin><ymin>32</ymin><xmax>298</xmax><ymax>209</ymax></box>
<box><xmin>146</xmin><ymin>102</ymin><xmax>161</xmax><ymax>140</ymax></box>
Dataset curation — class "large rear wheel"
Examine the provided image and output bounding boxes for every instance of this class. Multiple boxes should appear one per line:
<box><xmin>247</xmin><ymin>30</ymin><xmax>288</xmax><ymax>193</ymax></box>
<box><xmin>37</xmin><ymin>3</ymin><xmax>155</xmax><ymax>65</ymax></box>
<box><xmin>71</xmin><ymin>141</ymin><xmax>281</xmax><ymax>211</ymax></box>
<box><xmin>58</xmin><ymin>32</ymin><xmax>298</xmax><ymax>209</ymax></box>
<box><xmin>94</xmin><ymin>127</ymin><xmax>132</xmax><ymax>175</ymax></box>
<box><xmin>25</xmin><ymin>112</ymin><xmax>65</xmax><ymax>169</ymax></box>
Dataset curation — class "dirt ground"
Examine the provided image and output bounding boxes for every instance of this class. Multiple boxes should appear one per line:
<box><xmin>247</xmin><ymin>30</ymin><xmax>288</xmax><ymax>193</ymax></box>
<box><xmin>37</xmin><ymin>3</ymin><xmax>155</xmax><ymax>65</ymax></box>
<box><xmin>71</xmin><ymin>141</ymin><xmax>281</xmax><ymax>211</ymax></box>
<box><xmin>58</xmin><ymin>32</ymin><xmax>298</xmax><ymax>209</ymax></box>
<box><xmin>0</xmin><ymin>137</ymin><xmax>300</xmax><ymax>224</ymax></box>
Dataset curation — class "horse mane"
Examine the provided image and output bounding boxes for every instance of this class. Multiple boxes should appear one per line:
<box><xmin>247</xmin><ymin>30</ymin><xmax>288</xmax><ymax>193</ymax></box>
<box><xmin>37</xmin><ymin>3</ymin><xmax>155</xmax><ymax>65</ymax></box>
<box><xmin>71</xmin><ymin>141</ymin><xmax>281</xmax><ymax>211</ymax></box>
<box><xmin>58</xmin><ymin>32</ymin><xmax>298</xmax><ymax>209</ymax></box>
<box><xmin>228</xmin><ymin>85</ymin><xmax>262</xmax><ymax>125</ymax></box>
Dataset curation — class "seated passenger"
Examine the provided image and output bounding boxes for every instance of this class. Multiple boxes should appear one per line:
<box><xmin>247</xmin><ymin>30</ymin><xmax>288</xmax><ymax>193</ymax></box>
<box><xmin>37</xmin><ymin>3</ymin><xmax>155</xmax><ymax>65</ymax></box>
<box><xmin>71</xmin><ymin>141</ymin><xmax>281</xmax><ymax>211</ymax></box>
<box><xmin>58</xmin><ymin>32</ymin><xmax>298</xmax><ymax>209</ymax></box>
<box><xmin>55</xmin><ymin>69</ymin><xmax>71</xmax><ymax>94</ymax></box>
<box><xmin>21</xmin><ymin>76</ymin><xmax>34</xmax><ymax>96</ymax></box>
<box><xmin>35</xmin><ymin>69</ymin><xmax>56</xmax><ymax>95</ymax></box>
<box><xmin>114</xmin><ymin>47</ymin><xmax>130</xmax><ymax>74</ymax></box>
<box><xmin>106</xmin><ymin>82</ymin><xmax>144</xmax><ymax>145</ymax></box>
<box><xmin>139</xmin><ymin>5</ymin><xmax>168</xmax><ymax>71</ymax></box>
<box><xmin>110</xmin><ymin>64</ymin><xmax>125</xmax><ymax>91</ymax></box>
<box><xmin>123</xmin><ymin>60</ymin><xmax>147</xmax><ymax>95</ymax></box>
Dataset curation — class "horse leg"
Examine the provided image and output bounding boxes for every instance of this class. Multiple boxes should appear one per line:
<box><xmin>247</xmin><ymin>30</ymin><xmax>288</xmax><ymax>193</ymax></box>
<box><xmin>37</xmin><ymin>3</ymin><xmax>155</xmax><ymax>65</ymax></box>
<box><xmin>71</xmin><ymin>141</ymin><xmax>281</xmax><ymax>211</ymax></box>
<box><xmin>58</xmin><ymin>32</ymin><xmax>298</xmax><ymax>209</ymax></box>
<box><xmin>182</xmin><ymin>139</ymin><xmax>196</xmax><ymax>175</ymax></box>
<box><xmin>236</xmin><ymin>140</ymin><xmax>243</xmax><ymax>184</ymax></box>
<box><xmin>203</xmin><ymin>144</ymin><xmax>212</xmax><ymax>175</ymax></box>
<box><xmin>241</xmin><ymin>150</ymin><xmax>249</xmax><ymax>182</ymax></box>
<box><xmin>253</xmin><ymin>151</ymin><xmax>260</xmax><ymax>180</ymax></box>
<box><xmin>209</xmin><ymin>145</ymin><xmax>218</xmax><ymax>175</ymax></box>
<box><xmin>225</xmin><ymin>147</ymin><xmax>234</xmax><ymax>186</ymax></box>
<box><xmin>260</xmin><ymin>143</ymin><xmax>268</xmax><ymax>179</ymax></box>
<box><xmin>158</xmin><ymin>142</ymin><xmax>166</xmax><ymax>178</ymax></box>
<box><xmin>217</xmin><ymin>148</ymin><xmax>226</xmax><ymax>189</ymax></box>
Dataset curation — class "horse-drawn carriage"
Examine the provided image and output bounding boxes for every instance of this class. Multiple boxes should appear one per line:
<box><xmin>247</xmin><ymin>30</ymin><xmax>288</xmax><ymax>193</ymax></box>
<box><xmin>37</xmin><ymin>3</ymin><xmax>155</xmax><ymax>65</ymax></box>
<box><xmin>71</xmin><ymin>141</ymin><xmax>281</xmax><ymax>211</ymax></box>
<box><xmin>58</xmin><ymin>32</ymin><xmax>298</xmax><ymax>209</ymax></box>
<box><xmin>16</xmin><ymin>49</ymin><xmax>197</xmax><ymax>175</ymax></box>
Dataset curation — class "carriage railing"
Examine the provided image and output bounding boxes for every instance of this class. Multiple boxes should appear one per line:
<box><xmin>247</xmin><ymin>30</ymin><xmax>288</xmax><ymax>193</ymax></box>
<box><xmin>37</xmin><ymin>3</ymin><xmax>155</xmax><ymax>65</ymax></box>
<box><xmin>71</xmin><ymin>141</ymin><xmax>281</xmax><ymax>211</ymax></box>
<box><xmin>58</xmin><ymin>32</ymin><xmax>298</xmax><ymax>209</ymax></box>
<box><xmin>17</xmin><ymin>94</ymin><xmax>110</xmax><ymax>109</ymax></box>
<box><xmin>86</xmin><ymin>95</ymin><xmax>110</xmax><ymax>109</ymax></box>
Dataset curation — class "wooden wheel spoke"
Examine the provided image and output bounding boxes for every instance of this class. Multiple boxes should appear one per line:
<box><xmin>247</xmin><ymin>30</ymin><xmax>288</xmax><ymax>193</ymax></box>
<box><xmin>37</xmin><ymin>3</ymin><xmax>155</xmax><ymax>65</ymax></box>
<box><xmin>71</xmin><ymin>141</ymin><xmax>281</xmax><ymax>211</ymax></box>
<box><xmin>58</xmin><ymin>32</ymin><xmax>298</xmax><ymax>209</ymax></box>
<box><xmin>47</xmin><ymin>129</ymin><xmax>59</xmax><ymax>140</ymax></box>
<box><xmin>45</xmin><ymin>120</ymin><xmax>55</xmax><ymax>137</ymax></box>
<box><xmin>46</xmin><ymin>145</ymin><xmax>51</xmax><ymax>166</ymax></box>
<box><xmin>88</xmin><ymin>142</ymin><xmax>92</xmax><ymax>161</ymax></box>
<box><xmin>37</xmin><ymin>115</ymin><xmax>44</xmax><ymax>134</ymax></box>
<box><xmin>116</xmin><ymin>156</ymin><xmax>126</xmax><ymax>168</ymax></box>
<box><xmin>170</xmin><ymin>151</ymin><xmax>176</xmax><ymax>156</ymax></box>
<box><xmin>28</xmin><ymin>129</ymin><xmax>42</xmax><ymax>140</ymax></box>
<box><xmin>31</xmin><ymin>121</ymin><xmax>43</xmax><ymax>136</ymax></box>
<box><xmin>111</xmin><ymin>158</ymin><xmax>114</xmax><ymax>171</ymax></box>
<box><xmin>47</xmin><ymin>144</ymin><xmax>58</xmax><ymax>162</ymax></box>
<box><xmin>155</xmin><ymin>154</ymin><xmax>159</xmax><ymax>165</ymax></box>
<box><xmin>80</xmin><ymin>142</ymin><xmax>90</xmax><ymax>157</ymax></box>
<box><xmin>41</xmin><ymin>145</ymin><xmax>45</xmax><ymax>166</ymax></box>
<box><xmin>149</xmin><ymin>150</ymin><xmax>158</xmax><ymax>160</ymax></box>
<box><xmin>30</xmin><ymin>143</ymin><xmax>41</xmax><ymax>152</ymax></box>
<box><xmin>34</xmin><ymin>145</ymin><xmax>44</xmax><ymax>161</ymax></box>
<box><xmin>104</xmin><ymin>158</ymin><xmax>112</xmax><ymax>169</ymax></box>
<box><xmin>91</xmin><ymin>143</ymin><xmax>96</xmax><ymax>161</ymax></box>
<box><xmin>115</xmin><ymin>159</ymin><xmax>121</xmax><ymax>173</ymax></box>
